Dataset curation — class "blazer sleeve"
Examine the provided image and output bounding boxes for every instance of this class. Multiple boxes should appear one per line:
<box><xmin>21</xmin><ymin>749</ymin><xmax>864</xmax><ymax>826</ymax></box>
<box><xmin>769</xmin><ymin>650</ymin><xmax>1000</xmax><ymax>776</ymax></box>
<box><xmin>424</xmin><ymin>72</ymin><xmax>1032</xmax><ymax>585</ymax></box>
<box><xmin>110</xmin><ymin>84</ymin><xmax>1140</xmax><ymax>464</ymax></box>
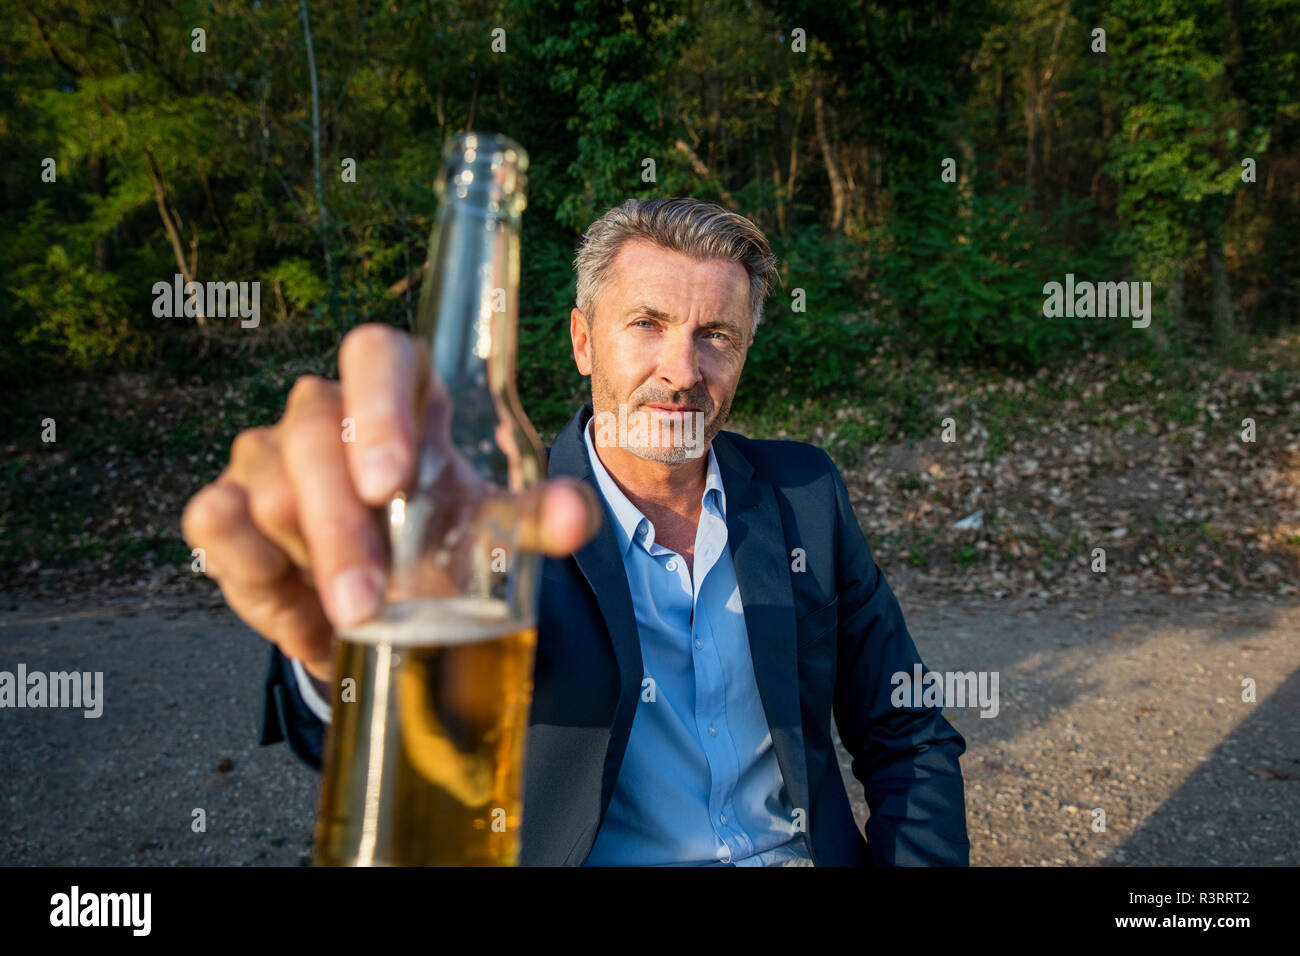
<box><xmin>259</xmin><ymin>644</ymin><xmax>326</xmax><ymax>772</ymax></box>
<box><xmin>821</xmin><ymin>449</ymin><xmax>971</xmax><ymax>866</ymax></box>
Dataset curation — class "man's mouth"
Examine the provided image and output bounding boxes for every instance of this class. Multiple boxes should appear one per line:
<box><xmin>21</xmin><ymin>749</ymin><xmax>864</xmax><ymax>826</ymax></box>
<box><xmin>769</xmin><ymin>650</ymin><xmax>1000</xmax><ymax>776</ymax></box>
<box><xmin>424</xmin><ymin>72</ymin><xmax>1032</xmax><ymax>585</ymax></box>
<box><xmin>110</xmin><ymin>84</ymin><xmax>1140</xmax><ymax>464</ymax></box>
<box><xmin>643</xmin><ymin>403</ymin><xmax>701</xmax><ymax>414</ymax></box>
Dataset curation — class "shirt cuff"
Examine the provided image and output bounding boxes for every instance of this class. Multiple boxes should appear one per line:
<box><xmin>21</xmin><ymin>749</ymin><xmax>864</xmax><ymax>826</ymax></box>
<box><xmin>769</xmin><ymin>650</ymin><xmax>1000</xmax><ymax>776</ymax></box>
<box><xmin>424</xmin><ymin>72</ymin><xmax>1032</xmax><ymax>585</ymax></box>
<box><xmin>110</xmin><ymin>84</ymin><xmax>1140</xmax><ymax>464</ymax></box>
<box><xmin>291</xmin><ymin>657</ymin><xmax>333</xmax><ymax>724</ymax></box>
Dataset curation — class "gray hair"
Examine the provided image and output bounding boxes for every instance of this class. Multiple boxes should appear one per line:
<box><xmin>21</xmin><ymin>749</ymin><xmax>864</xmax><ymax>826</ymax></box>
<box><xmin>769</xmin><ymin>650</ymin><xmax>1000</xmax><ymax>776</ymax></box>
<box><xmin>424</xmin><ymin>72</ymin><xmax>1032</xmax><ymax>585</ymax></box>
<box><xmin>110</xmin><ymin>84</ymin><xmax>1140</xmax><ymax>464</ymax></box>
<box><xmin>573</xmin><ymin>198</ymin><xmax>781</xmax><ymax>337</ymax></box>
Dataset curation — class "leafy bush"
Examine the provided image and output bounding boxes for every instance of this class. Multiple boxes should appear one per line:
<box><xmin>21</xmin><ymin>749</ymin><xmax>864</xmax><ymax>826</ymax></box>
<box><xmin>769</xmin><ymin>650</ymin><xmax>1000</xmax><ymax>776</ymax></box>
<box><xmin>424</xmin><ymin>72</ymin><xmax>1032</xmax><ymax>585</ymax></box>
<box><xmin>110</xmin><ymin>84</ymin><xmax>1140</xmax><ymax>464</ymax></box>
<box><xmin>264</xmin><ymin>258</ymin><xmax>328</xmax><ymax>319</ymax></box>
<box><xmin>517</xmin><ymin>232</ymin><xmax>588</xmax><ymax>437</ymax></box>
<box><xmin>737</xmin><ymin>223</ymin><xmax>879</xmax><ymax>414</ymax></box>
<box><xmin>872</xmin><ymin>178</ymin><xmax>1123</xmax><ymax>370</ymax></box>
<box><xmin>10</xmin><ymin>243</ymin><xmax>145</xmax><ymax>373</ymax></box>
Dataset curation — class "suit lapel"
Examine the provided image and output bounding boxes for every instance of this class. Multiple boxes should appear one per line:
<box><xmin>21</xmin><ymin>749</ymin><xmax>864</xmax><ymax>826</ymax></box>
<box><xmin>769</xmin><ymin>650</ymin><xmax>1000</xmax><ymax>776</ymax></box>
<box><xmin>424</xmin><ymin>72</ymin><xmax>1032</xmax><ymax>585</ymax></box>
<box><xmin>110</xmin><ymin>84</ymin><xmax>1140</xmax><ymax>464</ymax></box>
<box><xmin>711</xmin><ymin>432</ymin><xmax>811</xmax><ymax>827</ymax></box>
<box><xmin>546</xmin><ymin>405</ymin><xmax>645</xmax><ymax>812</ymax></box>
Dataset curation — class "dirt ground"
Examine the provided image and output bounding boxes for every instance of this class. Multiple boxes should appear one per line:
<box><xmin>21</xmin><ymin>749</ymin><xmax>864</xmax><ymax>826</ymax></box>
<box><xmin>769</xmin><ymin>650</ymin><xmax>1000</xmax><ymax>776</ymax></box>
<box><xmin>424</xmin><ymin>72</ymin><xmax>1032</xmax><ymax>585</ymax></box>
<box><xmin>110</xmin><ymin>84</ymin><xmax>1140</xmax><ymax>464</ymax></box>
<box><xmin>1</xmin><ymin>586</ymin><xmax>1295</xmax><ymax>866</ymax></box>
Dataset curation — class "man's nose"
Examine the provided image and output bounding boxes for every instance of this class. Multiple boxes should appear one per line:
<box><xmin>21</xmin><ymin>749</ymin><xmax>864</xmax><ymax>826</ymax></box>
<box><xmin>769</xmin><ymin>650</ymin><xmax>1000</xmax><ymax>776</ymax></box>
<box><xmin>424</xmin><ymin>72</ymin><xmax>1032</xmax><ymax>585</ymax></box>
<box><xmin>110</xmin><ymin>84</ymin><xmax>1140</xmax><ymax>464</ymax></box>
<box><xmin>656</xmin><ymin>328</ymin><xmax>703</xmax><ymax>393</ymax></box>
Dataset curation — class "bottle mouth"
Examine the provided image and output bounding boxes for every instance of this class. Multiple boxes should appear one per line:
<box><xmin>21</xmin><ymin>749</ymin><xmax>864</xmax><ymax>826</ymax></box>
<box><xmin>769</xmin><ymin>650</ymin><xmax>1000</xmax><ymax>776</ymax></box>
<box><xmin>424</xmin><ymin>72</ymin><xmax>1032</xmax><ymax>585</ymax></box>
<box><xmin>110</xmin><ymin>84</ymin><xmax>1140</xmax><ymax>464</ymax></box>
<box><xmin>435</xmin><ymin>131</ymin><xmax>528</xmax><ymax>214</ymax></box>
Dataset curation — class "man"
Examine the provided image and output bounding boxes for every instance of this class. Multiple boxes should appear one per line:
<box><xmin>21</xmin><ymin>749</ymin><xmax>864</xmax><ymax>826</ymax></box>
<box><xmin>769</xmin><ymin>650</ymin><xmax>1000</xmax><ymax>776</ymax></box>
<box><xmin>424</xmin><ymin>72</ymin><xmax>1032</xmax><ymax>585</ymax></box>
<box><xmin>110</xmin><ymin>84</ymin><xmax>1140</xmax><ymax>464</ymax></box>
<box><xmin>182</xmin><ymin>197</ymin><xmax>969</xmax><ymax>866</ymax></box>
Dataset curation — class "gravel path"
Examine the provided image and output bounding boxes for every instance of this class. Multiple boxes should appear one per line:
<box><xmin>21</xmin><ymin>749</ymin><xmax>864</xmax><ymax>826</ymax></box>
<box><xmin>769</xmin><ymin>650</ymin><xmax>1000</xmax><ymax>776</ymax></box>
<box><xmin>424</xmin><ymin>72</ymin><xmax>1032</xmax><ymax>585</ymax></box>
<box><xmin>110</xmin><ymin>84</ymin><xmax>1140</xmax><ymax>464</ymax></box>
<box><xmin>2</xmin><ymin>590</ymin><xmax>1296</xmax><ymax>866</ymax></box>
<box><xmin>877</xmin><ymin>587</ymin><xmax>1300</xmax><ymax>866</ymax></box>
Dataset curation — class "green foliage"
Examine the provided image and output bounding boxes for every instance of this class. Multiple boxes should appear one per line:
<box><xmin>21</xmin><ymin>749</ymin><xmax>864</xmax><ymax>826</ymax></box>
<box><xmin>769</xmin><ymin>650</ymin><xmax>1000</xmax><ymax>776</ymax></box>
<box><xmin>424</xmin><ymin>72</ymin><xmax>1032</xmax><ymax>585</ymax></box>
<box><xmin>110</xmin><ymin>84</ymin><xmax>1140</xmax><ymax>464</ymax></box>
<box><xmin>265</xmin><ymin>258</ymin><xmax>328</xmax><ymax>317</ymax></box>
<box><xmin>0</xmin><ymin>0</ymin><xmax>1296</xmax><ymax>397</ymax></box>
<box><xmin>1101</xmin><ymin>1</ymin><xmax>1244</xmax><ymax>284</ymax></box>
<box><xmin>737</xmin><ymin>224</ymin><xmax>876</xmax><ymax>413</ymax></box>
<box><xmin>8</xmin><ymin>231</ymin><xmax>146</xmax><ymax>373</ymax></box>
<box><xmin>532</xmin><ymin>1</ymin><xmax>695</xmax><ymax>232</ymax></box>
<box><xmin>517</xmin><ymin>232</ymin><xmax>588</xmax><ymax>438</ymax></box>
<box><xmin>784</xmin><ymin>0</ymin><xmax>996</xmax><ymax>213</ymax></box>
<box><xmin>872</xmin><ymin>178</ymin><xmax>1123</xmax><ymax>369</ymax></box>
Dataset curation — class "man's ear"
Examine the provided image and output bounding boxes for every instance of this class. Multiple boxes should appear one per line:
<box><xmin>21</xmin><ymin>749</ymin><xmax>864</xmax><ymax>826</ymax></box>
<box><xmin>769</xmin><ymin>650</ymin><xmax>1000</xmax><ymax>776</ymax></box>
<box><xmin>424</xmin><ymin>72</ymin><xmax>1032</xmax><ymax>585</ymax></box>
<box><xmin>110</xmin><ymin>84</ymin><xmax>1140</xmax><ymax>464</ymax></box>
<box><xmin>570</xmin><ymin>307</ymin><xmax>593</xmax><ymax>376</ymax></box>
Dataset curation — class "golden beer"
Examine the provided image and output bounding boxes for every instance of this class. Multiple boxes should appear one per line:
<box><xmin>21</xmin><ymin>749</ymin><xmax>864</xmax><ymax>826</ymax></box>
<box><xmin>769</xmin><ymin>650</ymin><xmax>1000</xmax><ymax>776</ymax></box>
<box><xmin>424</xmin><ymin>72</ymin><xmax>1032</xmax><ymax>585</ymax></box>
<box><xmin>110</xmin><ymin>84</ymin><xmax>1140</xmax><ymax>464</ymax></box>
<box><xmin>313</xmin><ymin>597</ymin><xmax>537</xmax><ymax>866</ymax></box>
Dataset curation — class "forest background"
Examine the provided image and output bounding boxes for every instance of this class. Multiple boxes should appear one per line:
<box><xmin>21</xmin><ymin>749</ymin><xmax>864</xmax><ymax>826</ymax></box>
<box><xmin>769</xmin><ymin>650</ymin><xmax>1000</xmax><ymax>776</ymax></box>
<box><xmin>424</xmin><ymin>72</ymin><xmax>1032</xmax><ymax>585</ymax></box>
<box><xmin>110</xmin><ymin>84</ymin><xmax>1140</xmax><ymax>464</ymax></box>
<box><xmin>2</xmin><ymin>0</ymin><xmax>1297</xmax><ymax>600</ymax></box>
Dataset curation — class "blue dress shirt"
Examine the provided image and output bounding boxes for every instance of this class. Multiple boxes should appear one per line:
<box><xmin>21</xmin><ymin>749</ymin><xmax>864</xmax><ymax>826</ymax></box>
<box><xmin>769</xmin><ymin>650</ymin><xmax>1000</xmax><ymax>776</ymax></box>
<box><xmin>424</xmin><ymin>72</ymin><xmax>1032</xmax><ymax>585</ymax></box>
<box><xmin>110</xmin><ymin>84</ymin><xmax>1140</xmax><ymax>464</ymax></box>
<box><xmin>580</xmin><ymin>419</ymin><xmax>812</xmax><ymax>866</ymax></box>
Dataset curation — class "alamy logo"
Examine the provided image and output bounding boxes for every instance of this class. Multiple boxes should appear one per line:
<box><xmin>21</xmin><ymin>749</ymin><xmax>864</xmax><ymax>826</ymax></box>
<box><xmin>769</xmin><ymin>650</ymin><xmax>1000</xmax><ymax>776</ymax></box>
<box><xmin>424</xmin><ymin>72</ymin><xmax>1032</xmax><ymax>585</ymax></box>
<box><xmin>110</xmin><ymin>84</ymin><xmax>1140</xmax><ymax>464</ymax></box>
<box><xmin>1042</xmin><ymin>273</ymin><xmax>1151</xmax><ymax>328</ymax></box>
<box><xmin>0</xmin><ymin>664</ymin><xmax>103</xmax><ymax>718</ymax></box>
<box><xmin>152</xmin><ymin>274</ymin><xmax>260</xmax><ymax>328</ymax></box>
<box><xmin>50</xmin><ymin>886</ymin><xmax>150</xmax><ymax>936</ymax></box>
<box><xmin>890</xmin><ymin>665</ymin><xmax>999</xmax><ymax>718</ymax></box>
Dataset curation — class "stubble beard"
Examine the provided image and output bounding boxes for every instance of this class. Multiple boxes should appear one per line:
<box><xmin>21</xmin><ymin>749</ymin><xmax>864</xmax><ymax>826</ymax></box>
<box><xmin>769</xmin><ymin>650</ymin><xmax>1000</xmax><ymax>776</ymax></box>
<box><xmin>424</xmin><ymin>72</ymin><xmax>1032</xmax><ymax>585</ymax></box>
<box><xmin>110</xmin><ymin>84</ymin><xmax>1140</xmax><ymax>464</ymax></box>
<box><xmin>589</xmin><ymin>354</ymin><xmax>734</xmax><ymax>464</ymax></box>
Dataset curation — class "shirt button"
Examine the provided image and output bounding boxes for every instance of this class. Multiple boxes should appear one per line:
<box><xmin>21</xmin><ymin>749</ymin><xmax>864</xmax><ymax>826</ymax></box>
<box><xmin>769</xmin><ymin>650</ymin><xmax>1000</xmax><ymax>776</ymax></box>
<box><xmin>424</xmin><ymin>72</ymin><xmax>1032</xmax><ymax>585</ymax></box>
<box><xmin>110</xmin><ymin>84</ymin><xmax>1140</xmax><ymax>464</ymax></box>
<box><xmin>708</xmin><ymin>725</ymin><xmax>717</xmax><ymax>736</ymax></box>
<box><xmin>720</xmin><ymin>814</ymin><xmax>728</xmax><ymax>825</ymax></box>
<box><xmin>694</xmin><ymin>639</ymin><xmax>703</xmax><ymax>650</ymax></box>
<box><xmin>666</xmin><ymin>559</ymin><xmax>678</xmax><ymax>572</ymax></box>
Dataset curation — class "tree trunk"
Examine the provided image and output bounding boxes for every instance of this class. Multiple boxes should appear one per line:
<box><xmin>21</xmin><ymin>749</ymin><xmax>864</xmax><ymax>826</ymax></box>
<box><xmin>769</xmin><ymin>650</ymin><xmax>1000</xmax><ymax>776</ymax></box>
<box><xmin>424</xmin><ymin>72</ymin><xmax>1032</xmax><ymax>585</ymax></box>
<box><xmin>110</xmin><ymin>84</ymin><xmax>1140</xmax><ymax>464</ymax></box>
<box><xmin>1023</xmin><ymin>43</ymin><xmax>1039</xmax><ymax>196</ymax></box>
<box><xmin>1089</xmin><ymin>61</ymin><xmax>1116</xmax><ymax>216</ymax></box>
<box><xmin>813</xmin><ymin>82</ymin><xmax>845</xmax><ymax>232</ymax></box>
<box><xmin>200</xmin><ymin>168</ymin><xmax>231</xmax><ymax>247</ymax></box>
<box><xmin>786</xmin><ymin>79</ymin><xmax>807</xmax><ymax>208</ymax></box>
<box><xmin>1162</xmin><ymin>262</ymin><xmax>1183</xmax><ymax>352</ymax></box>
<box><xmin>145</xmin><ymin>149</ymin><xmax>205</xmax><ymax>329</ymax></box>
<box><xmin>466</xmin><ymin>70</ymin><xmax>480</xmax><ymax>130</ymax></box>
<box><xmin>1206</xmin><ymin>225</ymin><xmax>1234</xmax><ymax>342</ymax></box>
<box><xmin>89</xmin><ymin>153</ymin><xmax>111</xmax><ymax>272</ymax></box>
<box><xmin>770</xmin><ymin>145</ymin><xmax>785</xmax><ymax>235</ymax></box>
<box><xmin>957</xmin><ymin>134</ymin><xmax>976</xmax><ymax>188</ymax></box>
<box><xmin>300</xmin><ymin>0</ymin><xmax>337</xmax><ymax>314</ymax></box>
<box><xmin>1022</xmin><ymin>11</ymin><xmax>1067</xmax><ymax>206</ymax></box>
<box><xmin>994</xmin><ymin>62</ymin><xmax>1007</xmax><ymax>155</ymax></box>
<box><xmin>674</xmin><ymin>139</ymin><xmax>737</xmax><ymax>209</ymax></box>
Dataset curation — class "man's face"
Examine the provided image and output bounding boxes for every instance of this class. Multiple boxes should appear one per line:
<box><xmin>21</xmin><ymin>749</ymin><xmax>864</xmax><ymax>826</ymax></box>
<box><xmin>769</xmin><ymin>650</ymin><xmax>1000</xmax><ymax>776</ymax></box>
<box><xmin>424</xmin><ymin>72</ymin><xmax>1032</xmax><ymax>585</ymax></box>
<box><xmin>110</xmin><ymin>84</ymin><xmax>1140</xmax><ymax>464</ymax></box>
<box><xmin>570</xmin><ymin>239</ymin><xmax>753</xmax><ymax>464</ymax></box>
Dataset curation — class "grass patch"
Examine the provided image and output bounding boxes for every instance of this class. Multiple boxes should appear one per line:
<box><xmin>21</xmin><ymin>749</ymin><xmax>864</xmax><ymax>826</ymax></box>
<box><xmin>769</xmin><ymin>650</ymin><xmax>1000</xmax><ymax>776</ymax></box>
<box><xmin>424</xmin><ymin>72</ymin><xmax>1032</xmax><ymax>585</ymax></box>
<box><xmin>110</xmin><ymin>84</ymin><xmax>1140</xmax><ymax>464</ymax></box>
<box><xmin>115</xmin><ymin>535</ymin><xmax>192</xmax><ymax>570</ymax></box>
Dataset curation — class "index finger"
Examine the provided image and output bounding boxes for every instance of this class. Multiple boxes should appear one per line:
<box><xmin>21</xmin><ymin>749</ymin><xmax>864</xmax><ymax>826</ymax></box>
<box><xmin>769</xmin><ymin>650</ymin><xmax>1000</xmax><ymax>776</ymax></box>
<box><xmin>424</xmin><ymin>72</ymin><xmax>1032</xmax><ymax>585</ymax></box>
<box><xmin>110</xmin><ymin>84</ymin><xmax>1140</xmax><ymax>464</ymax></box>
<box><xmin>339</xmin><ymin>323</ymin><xmax>430</xmax><ymax>505</ymax></box>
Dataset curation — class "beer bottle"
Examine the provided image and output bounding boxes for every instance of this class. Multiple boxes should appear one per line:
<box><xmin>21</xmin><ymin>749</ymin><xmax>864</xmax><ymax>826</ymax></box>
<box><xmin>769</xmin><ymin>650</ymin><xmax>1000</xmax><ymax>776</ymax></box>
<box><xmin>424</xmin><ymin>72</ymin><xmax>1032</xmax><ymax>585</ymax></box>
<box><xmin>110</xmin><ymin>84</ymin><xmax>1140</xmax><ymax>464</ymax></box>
<box><xmin>314</xmin><ymin>132</ymin><xmax>546</xmax><ymax>866</ymax></box>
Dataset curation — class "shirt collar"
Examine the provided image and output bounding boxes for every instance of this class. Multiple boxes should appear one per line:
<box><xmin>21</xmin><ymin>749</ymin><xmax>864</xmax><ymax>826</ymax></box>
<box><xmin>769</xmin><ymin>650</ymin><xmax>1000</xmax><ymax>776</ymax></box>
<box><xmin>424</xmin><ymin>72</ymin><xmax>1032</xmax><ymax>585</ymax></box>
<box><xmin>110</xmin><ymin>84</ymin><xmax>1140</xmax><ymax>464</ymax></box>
<box><xmin>582</xmin><ymin>416</ymin><xmax>726</xmax><ymax>556</ymax></box>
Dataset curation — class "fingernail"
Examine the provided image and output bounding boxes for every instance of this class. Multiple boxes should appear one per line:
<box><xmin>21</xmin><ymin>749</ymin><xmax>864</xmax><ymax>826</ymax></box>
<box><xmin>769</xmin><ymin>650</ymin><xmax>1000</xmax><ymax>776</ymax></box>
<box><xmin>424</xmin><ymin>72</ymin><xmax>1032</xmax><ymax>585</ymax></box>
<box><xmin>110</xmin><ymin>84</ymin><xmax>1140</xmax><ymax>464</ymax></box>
<box><xmin>330</xmin><ymin>567</ymin><xmax>383</xmax><ymax>626</ymax></box>
<box><xmin>358</xmin><ymin>444</ymin><xmax>407</xmax><ymax>500</ymax></box>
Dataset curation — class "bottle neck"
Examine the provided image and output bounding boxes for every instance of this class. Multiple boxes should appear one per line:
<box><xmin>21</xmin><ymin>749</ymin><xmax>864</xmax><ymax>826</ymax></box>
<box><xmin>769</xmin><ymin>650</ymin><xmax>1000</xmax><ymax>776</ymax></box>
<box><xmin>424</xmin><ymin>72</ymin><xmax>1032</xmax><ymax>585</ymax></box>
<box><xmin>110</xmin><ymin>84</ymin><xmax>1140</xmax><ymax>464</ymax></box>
<box><xmin>417</xmin><ymin>202</ymin><xmax>522</xmax><ymax>389</ymax></box>
<box><xmin>412</xmin><ymin>188</ymin><xmax>540</xmax><ymax>491</ymax></box>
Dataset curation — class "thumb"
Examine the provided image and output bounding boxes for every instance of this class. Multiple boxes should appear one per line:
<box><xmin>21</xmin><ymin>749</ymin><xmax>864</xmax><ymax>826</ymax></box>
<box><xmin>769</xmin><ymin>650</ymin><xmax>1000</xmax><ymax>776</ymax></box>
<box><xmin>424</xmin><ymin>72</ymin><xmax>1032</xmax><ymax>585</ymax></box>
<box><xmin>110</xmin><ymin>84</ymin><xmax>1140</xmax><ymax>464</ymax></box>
<box><xmin>476</xmin><ymin>478</ymin><xmax>602</xmax><ymax>558</ymax></box>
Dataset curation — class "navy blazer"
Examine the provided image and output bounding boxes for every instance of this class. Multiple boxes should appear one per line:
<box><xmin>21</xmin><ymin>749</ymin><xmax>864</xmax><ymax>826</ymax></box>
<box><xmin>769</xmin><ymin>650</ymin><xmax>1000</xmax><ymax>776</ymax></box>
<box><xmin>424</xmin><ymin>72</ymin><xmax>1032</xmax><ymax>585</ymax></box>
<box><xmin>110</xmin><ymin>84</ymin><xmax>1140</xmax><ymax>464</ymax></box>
<box><xmin>260</xmin><ymin>402</ymin><xmax>970</xmax><ymax>866</ymax></box>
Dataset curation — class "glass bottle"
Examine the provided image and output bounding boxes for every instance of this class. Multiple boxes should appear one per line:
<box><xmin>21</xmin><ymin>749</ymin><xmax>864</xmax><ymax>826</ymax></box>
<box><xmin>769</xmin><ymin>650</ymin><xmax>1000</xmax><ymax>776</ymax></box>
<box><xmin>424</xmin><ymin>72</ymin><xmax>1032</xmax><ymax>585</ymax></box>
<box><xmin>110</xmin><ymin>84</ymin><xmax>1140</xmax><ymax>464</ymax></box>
<box><xmin>314</xmin><ymin>131</ymin><xmax>545</xmax><ymax>866</ymax></box>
